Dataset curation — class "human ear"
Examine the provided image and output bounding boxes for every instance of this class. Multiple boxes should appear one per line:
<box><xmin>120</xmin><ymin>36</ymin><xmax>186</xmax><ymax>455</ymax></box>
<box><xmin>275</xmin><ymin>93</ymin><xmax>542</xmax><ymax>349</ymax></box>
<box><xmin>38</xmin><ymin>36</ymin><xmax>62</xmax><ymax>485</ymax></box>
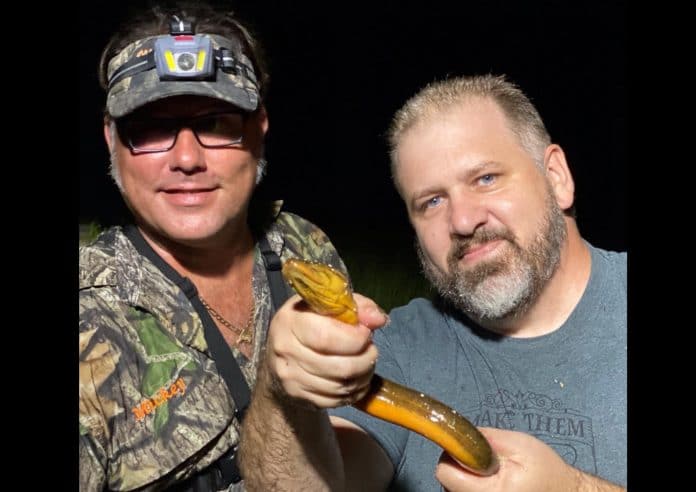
<box><xmin>544</xmin><ymin>144</ymin><xmax>575</xmax><ymax>211</ymax></box>
<box><xmin>103</xmin><ymin>117</ymin><xmax>114</xmax><ymax>152</ymax></box>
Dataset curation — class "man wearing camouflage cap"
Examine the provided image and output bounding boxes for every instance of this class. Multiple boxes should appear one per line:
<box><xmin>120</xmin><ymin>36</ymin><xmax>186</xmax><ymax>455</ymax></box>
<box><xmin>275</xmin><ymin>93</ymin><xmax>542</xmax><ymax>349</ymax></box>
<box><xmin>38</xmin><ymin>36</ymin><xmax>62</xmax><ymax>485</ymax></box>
<box><xmin>79</xmin><ymin>2</ymin><xmax>353</xmax><ymax>490</ymax></box>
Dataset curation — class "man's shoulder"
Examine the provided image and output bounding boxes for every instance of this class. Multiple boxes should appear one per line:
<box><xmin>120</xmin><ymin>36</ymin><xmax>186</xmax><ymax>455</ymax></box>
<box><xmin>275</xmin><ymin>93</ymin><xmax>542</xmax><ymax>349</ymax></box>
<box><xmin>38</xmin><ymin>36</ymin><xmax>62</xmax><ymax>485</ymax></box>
<box><xmin>79</xmin><ymin>225</ymin><xmax>163</xmax><ymax>297</ymax></box>
<box><xmin>272</xmin><ymin>211</ymin><xmax>344</xmax><ymax>267</ymax></box>
<box><xmin>79</xmin><ymin>226</ymin><xmax>128</xmax><ymax>289</ymax></box>
<box><xmin>589</xmin><ymin>244</ymin><xmax>627</xmax><ymax>278</ymax></box>
<box><xmin>591</xmin><ymin>244</ymin><xmax>627</xmax><ymax>261</ymax></box>
<box><xmin>380</xmin><ymin>298</ymin><xmax>450</xmax><ymax>344</ymax></box>
<box><xmin>274</xmin><ymin>211</ymin><xmax>324</xmax><ymax>236</ymax></box>
<box><xmin>390</xmin><ymin>297</ymin><xmax>441</xmax><ymax>321</ymax></box>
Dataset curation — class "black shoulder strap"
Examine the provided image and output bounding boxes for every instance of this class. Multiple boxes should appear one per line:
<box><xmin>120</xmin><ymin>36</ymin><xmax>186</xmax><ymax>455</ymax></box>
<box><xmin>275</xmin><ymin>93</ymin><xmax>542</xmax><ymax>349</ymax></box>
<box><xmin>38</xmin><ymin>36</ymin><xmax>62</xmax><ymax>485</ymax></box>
<box><xmin>123</xmin><ymin>225</ymin><xmax>251</xmax><ymax>421</ymax></box>
<box><xmin>124</xmin><ymin>226</ymin><xmax>289</xmax><ymax>488</ymax></box>
<box><xmin>258</xmin><ymin>234</ymin><xmax>292</xmax><ymax>312</ymax></box>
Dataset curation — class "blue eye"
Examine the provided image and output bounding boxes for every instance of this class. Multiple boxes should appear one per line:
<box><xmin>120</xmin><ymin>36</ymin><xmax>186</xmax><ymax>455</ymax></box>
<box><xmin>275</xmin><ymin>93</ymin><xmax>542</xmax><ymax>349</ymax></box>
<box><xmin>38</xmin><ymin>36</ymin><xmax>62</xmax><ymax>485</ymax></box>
<box><xmin>479</xmin><ymin>174</ymin><xmax>496</xmax><ymax>185</ymax></box>
<box><xmin>424</xmin><ymin>196</ymin><xmax>442</xmax><ymax>209</ymax></box>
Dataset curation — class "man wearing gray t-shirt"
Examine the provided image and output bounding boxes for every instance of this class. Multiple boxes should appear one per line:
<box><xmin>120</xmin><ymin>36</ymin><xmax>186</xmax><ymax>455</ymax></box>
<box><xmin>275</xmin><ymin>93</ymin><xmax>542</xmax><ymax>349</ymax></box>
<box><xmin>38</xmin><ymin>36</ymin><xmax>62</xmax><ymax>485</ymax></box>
<box><xmin>239</xmin><ymin>74</ymin><xmax>626</xmax><ymax>491</ymax></box>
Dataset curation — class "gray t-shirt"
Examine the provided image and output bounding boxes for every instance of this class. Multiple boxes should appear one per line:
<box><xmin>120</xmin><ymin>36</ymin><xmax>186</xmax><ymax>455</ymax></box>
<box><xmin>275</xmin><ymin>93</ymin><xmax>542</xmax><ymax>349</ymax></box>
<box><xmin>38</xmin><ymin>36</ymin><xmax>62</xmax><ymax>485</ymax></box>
<box><xmin>331</xmin><ymin>245</ymin><xmax>626</xmax><ymax>490</ymax></box>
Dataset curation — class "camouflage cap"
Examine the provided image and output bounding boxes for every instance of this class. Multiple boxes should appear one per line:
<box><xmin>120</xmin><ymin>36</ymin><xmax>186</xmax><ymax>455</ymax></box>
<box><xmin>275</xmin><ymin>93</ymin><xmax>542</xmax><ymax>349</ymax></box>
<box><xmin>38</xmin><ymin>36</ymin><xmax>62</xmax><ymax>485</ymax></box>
<box><xmin>106</xmin><ymin>34</ymin><xmax>259</xmax><ymax>118</ymax></box>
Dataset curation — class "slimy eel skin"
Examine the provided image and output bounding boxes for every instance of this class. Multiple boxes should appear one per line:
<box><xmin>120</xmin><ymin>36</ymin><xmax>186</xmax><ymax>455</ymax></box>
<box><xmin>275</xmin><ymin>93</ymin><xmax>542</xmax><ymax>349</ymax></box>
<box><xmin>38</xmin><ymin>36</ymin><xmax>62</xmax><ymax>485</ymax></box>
<box><xmin>281</xmin><ymin>258</ymin><xmax>498</xmax><ymax>476</ymax></box>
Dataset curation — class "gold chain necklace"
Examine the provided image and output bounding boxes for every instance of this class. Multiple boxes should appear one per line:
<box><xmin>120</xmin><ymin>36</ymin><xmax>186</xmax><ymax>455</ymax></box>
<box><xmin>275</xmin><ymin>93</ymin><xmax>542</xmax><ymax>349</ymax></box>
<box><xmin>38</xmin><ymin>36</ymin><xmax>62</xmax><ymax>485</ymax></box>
<box><xmin>200</xmin><ymin>296</ymin><xmax>255</xmax><ymax>345</ymax></box>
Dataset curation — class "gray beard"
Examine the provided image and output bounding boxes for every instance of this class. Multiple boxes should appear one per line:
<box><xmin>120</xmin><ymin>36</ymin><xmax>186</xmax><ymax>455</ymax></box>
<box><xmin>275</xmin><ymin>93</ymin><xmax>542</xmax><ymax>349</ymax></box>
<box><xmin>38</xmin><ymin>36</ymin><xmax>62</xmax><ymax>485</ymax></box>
<box><xmin>417</xmin><ymin>190</ymin><xmax>567</xmax><ymax>322</ymax></box>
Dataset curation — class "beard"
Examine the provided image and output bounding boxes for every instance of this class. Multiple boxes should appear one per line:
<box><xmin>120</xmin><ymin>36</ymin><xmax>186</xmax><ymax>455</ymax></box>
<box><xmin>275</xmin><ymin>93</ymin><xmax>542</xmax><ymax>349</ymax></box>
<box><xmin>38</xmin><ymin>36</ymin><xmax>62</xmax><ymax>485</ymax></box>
<box><xmin>417</xmin><ymin>189</ymin><xmax>567</xmax><ymax>322</ymax></box>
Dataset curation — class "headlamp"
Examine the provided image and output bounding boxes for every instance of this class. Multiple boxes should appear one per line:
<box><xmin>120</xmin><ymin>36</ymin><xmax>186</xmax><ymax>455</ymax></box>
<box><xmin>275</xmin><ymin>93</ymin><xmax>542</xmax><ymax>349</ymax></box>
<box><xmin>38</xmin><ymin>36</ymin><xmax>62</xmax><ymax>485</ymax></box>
<box><xmin>153</xmin><ymin>17</ymin><xmax>214</xmax><ymax>80</ymax></box>
<box><xmin>107</xmin><ymin>16</ymin><xmax>257</xmax><ymax>90</ymax></box>
<box><xmin>154</xmin><ymin>34</ymin><xmax>214</xmax><ymax>80</ymax></box>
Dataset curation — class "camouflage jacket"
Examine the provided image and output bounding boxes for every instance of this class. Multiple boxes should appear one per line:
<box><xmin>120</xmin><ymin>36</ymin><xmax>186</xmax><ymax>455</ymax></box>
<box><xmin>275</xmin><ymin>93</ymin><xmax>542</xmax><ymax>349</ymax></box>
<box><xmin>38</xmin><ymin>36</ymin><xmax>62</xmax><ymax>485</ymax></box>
<box><xmin>79</xmin><ymin>211</ymin><xmax>348</xmax><ymax>491</ymax></box>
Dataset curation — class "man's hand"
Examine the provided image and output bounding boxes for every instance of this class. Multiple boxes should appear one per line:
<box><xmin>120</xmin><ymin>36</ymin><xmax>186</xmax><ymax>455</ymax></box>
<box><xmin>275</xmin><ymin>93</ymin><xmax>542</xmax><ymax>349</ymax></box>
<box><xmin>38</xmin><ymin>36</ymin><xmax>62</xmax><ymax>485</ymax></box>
<box><xmin>239</xmin><ymin>294</ymin><xmax>388</xmax><ymax>491</ymax></box>
<box><xmin>265</xmin><ymin>292</ymin><xmax>388</xmax><ymax>408</ymax></box>
<box><xmin>435</xmin><ymin>427</ymin><xmax>625</xmax><ymax>492</ymax></box>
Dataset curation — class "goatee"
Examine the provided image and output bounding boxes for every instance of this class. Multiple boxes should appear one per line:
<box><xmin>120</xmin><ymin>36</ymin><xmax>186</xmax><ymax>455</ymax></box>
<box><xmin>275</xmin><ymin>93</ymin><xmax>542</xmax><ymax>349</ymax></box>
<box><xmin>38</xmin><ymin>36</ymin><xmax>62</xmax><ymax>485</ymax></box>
<box><xmin>417</xmin><ymin>190</ymin><xmax>566</xmax><ymax>321</ymax></box>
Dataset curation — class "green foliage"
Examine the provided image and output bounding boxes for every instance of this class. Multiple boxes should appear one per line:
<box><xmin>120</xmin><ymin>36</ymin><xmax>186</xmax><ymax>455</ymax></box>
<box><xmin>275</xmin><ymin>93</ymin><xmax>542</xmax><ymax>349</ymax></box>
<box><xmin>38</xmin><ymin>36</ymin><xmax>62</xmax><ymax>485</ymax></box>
<box><xmin>334</xmin><ymin>230</ymin><xmax>433</xmax><ymax>312</ymax></box>
<box><xmin>79</xmin><ymin>222</ymin><xmax>102</xmax><ymax>245</ymax></box>
<box><xmin>347</xmin><ymin>256</ymin><xmax>433</xmax><ymax>312</ymax></box>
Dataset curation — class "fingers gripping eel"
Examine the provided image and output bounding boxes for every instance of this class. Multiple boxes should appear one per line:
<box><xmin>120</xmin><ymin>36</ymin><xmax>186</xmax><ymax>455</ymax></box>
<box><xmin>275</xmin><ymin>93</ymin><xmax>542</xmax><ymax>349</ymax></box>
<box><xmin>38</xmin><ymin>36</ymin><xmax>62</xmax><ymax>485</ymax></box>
<box><xmin>281</xmin><ymin>258</ymin><xmax>499</xmax><ymax>476</ymax></box>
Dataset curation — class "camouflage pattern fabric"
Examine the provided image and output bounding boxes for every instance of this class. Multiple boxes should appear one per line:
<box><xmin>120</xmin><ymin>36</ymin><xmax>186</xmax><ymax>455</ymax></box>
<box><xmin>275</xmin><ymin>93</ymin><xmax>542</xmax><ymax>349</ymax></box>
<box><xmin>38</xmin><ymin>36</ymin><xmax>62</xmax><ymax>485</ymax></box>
<box><xmin>79</xmin><ymin>210</ymin><xmax>348</xmax><ymax>491</ymax></box>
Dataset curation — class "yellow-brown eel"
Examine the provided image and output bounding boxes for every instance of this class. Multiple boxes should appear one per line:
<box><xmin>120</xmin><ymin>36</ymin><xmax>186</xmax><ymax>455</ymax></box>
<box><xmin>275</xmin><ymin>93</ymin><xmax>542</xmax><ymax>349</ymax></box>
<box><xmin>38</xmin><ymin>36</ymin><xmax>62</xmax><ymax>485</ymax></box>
<box><xmin>282</xmin><ymin>258</ymin><xmax>499</xmax><ymax>476</ymax></box>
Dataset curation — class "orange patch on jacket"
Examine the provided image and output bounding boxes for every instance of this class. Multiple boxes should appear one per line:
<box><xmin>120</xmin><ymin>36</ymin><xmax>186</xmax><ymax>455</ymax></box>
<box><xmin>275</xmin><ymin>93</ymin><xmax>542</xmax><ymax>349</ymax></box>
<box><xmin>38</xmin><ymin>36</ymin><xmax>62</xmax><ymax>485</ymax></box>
<box><xmin>132</xmin><ymin>378</ymin><xmax>186</xmax><ymax>421</ymax></box>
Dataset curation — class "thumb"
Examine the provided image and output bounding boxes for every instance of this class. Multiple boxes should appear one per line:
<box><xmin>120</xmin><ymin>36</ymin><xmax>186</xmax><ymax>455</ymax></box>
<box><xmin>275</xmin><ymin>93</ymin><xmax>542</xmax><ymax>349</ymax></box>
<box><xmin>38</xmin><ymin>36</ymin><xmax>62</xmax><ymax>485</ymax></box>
<box><xmin>354</xmin><ymin>293</ymin><xmax>389</xmax><ymax>329</ymax></box>
<box><xmin>476</xmin><ymin>426</ymin><xmax>525</xmax><ymax>456</ymax></box>
<box><xmin>436</xmin><ymin>451</ymin><xmax>491</xmax><ymax>491</ymax></box>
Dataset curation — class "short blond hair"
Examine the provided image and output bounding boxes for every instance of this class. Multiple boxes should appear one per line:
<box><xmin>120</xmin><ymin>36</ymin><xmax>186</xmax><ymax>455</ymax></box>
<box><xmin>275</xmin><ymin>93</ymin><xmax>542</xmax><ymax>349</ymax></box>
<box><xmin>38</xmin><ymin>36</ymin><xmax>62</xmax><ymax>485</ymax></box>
<box><xmin>388</xmin><ymin>74</ymin><xmax>551</xmax><ymax>188</ymax></box>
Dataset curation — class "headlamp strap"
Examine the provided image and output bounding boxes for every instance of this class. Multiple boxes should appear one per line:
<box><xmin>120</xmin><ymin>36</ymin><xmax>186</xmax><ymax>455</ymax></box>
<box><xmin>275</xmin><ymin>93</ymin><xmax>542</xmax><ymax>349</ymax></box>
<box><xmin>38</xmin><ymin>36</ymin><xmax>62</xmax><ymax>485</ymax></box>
<box><xmin>108</xmin><ymin>53</ymin><xmax>157</xmax><ymax>89</ymax></box>
<box><xmin>218</xmin><ymin>48</ymin><xmax>258</xmax><ymax>87</ymax></box>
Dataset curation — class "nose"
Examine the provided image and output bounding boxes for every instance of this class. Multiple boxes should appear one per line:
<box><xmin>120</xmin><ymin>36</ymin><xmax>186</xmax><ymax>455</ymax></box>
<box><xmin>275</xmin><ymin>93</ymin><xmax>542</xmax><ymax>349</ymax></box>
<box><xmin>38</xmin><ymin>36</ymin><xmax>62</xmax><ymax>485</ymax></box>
<box><xmin>168</xmin><ymin>127</ymin><xmax>206</xmax><ymax>173</ymax></box>
<box><xmin>448</xmin><ymin>192</ymin><xmax>487</xmax><ymax>237</ymax></box>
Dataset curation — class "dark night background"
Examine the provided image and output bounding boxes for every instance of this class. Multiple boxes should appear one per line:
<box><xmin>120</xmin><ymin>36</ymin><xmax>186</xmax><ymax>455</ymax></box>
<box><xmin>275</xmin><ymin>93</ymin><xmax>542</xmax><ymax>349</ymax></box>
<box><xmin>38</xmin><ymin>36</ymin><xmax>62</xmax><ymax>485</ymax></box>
<box><xmin>80</xmin><ymin>0</ymin><xmax>627</xmax><ymax>265</ymax></box>
<box><xmin>73</xmin><ymin>2</ymin><xmax>631</xmax><ymax>484</ymax></box>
